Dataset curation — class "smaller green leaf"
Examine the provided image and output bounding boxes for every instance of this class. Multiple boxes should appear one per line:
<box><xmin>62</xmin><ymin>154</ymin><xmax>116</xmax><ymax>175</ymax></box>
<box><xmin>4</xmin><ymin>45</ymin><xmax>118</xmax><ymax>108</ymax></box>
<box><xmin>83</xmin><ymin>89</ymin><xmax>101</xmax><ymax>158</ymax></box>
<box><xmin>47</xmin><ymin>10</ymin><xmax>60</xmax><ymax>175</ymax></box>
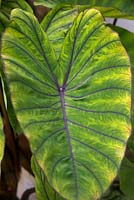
<box><xmin>1</xmin><ymin>0</ymin><xmax>33</xmax><ymax>12</ymax></box>
<box><xmin>0</xmin><ymin>69</ymin><xmax>21</xmax><ymax>133</ymax></box>
<box><xmin>88</xmin><ymin>6</ymin><xmax>134</xmax><ymax>19</ymax></box>
<box><xmin>0</xmin><ymin>77</ymin><xmax>5</xmax><ymax>175</ymax></box>
<box><xmin>119</xmin><ymin>158</ymin><xmax>134</xmax><ymax>200</ymax></box>
<box><xmin>101</xmin><ymin>187</ymin><xmax>127</xmax><ymax>200</ymax></box>
<box><xmin>0</xmin><ymin>115</ymin><xmax>4</xmax><ymax>174</ymax></box>
<box><xmin>0</xmin><ymin>0</ymin><xmax>33</xmax><ymax>28</ymax></box>
<box><xmin>34</xmin><ymin>0</ymin><xmax>134</xmax><ymax>18</ymax></box>
<box><xmin>0</xmin><ymin>22</ymin><xmax>4</xmax><ymax>38</ymax></box>
<box><xmin>0</xmin><ymin>0</ymin><xmax>33</xmax><ymax>131</ymax></box>
<box><xmin>34</xmin><ymin>0</ymin><xmax>57</xmax><ymax>8</ymax></box>
<box><xmin>32</xmin><ymin>156</ymin><xmax>65</xmax><ymax>200</ymax></box>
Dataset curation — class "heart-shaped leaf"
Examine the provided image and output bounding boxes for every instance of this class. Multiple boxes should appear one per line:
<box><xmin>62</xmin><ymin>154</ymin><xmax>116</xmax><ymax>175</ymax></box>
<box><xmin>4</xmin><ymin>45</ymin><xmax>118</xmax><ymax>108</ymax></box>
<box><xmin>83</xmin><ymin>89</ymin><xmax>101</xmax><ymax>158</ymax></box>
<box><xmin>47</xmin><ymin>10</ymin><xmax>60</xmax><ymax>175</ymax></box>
<box><xmin>1</xmin><ymin>8</ymin><xmax>131</xmax><ymax>200</ymax></box>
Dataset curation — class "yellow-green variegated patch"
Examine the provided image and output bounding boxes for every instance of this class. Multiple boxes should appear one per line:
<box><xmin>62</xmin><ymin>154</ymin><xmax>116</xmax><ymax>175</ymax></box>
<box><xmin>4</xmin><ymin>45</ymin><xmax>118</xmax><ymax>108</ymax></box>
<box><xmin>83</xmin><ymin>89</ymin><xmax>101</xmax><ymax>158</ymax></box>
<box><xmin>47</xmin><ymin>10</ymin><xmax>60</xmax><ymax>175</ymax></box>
<box><xmin>41</xmin><ymin>5</ymin><xmax>79</xmax><ymax>59</ymax></box>
<box><xmin>1</xmin><ymin>8</ymin><xmax>131</xmax><ymax>200</ymax></box>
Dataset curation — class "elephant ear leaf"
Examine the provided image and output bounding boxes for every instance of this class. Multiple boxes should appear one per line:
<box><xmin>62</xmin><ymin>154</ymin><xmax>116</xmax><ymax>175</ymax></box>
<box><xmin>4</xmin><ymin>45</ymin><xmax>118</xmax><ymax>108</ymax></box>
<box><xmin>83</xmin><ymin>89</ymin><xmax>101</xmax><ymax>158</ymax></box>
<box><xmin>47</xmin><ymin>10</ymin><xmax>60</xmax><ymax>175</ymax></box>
<box><xmin>2</xmin><ymin>8</ymin><xmax>131</xmax><ymax>200</ymax></box>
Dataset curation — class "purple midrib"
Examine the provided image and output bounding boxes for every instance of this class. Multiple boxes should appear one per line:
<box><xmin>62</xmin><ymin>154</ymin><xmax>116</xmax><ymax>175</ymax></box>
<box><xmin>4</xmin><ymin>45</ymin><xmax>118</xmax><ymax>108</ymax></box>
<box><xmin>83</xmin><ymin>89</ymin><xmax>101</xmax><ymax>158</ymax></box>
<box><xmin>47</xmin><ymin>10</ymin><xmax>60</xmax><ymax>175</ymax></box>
<box><xmin>59</xmin><ymin>87</ymin><xmax>78</xmax><ymax>199</ymax></box>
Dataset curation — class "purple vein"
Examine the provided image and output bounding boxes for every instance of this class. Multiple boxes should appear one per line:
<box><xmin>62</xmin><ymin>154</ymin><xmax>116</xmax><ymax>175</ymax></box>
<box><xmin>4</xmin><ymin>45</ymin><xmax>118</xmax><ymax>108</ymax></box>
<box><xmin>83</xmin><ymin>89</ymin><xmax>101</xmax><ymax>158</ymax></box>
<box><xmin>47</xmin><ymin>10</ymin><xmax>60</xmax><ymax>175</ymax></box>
<box><xmin>71</xmin><ymin>137</ymin><xmax>118</xmax><ymax>168</ymax></box>
<box><xmin>34</xmin><ymin>128</ymin><xmax>65</xmax><ymax>155</ymax></box>
<box><xmin>22</xmin><ymin>12</ymin><xmax>59</xmax><ymax>88</ymax></box>
<box><xmin>33</xmin><ymin>156</ymin><xmax>51</xmax><ymax>200</ymax></box>
<box><xmin>66</xmin><ymin>65</ymin><xmax>129</xmax><ymax>91</ymax></box>
<box><xmin>66</xmin><ymin>39</ymin><xmax>120</xmax><ymax>88</ymax></box>
<box><xmin>24</xmin><ymin>118</ymin><xmax>62</xmax><ymax>129</ymax></box>
<box><xmin>66</xmin><ymin>87</ymin><xmax>130</xmax><ymax>99</ymax></box>
<box><xmin>59</xmin><ymin>89</ymin><xmax>78</xmax><ymax>199</ymax></box>
<box><xmin>44</xmin><ymin>7</ymin><xmax>64</xmax><ymax>31</ymax></box>
<box><xmin>16</xmin><ymin>101</ymin><xmax>60</xmax><ymax>112</ymax></box>
<box><xmin>3</xmin><ymin>39</ymin><xmax>55</xmax><ymax>84</ymax></box>
<box><xmin>9</xmin><ymin>79</ymin><xmax>58</xmax><ymax>97</ymax></box>
<box><xmin>4</xmin><ymin>57</ymin><xmax>56</xmax><ymax>91</ymax></box>
<box><xmin>62</xmin><ymin>12</ymin><xmax>84</xmax><ymax>88</ymax></box>
<box><xmin>76</xmin><ymin>160</ymin><xmax>103</xmax><ymax>195</ymax></box>
<box><xmin>68</xmin><ymin>119</ymin><xmax>125</xmax><ymax>143</ymax></box>
<box><xmin>73</xmin><ymin>23</ymin><xmax>104</xmax><ymax>63</ymax></box>
<box><xmin>62</xmin><ymin>12</ymin><xmax>100</xmax><ymax>88</ymax></box>
<box><xmin>65</xmin><ymin>104</ymin><xmax>130</xmax><ymax>120</ymax></box>
<box><xmin>51</xmin><ymin>156</ymin><xmax>69</xmax><ymax>180</ymax></box>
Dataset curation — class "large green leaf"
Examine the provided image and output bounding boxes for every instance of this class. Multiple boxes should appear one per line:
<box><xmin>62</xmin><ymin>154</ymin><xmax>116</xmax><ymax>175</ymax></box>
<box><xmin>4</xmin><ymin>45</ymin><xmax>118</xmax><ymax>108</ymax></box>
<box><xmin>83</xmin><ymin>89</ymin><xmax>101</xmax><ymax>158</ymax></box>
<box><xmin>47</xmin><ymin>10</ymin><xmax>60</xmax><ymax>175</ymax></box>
<box><xmin>1</xmin><ymin>8</ymin><xmax>131</xmax><ymax>200</ymax></box>
<box><xmin>34</xmin><ymin>0</ymin><xmax>134</xmax><ymax>18</ymax></box>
